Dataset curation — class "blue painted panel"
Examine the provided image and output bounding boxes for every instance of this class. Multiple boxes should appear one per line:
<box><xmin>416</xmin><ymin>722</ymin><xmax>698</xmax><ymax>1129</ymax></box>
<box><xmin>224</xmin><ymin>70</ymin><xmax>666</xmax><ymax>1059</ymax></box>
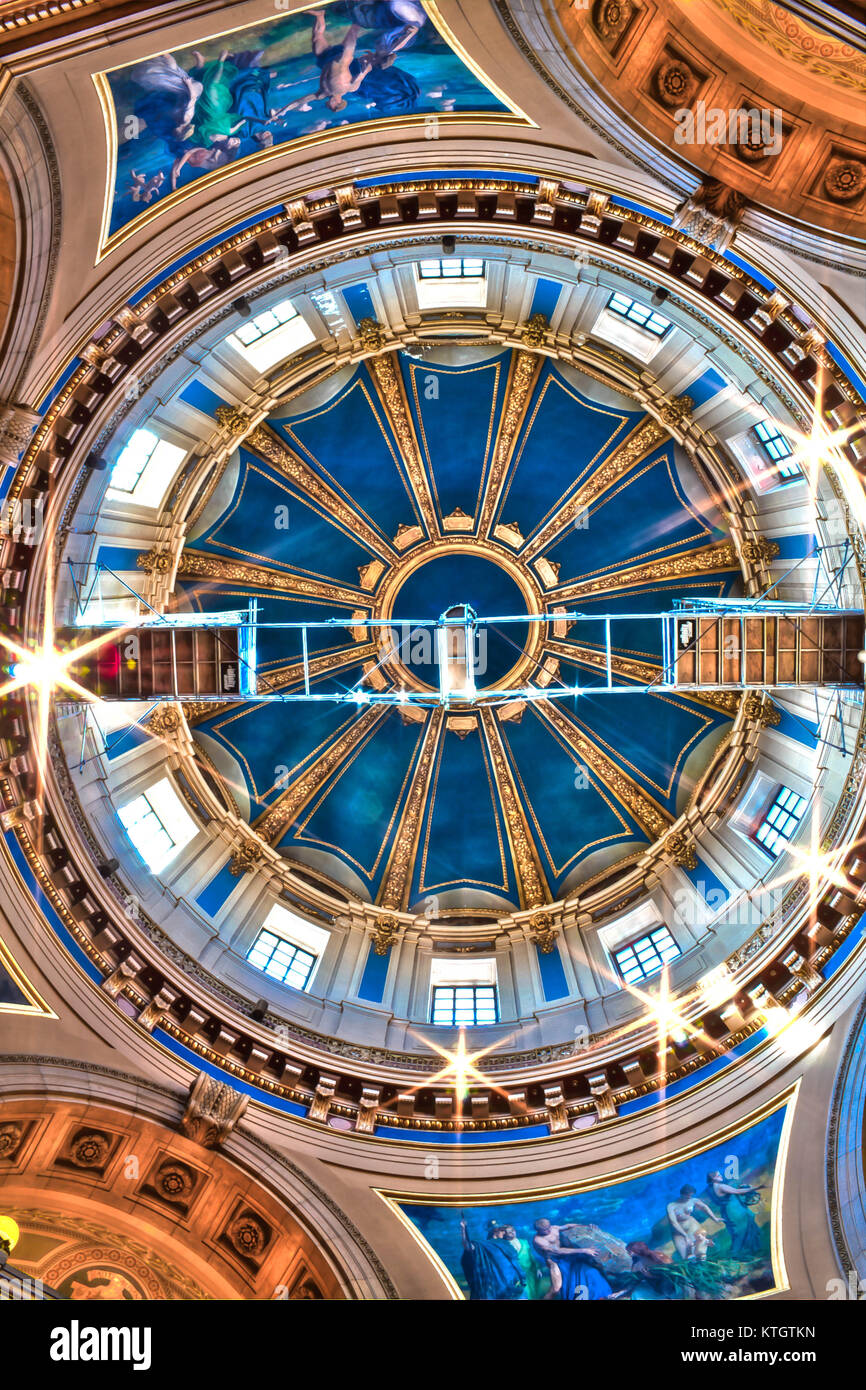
<box><xmin>0</xmin><ymin>958</ymin><xmax>27</xmax><ymax>1007</ymax></box>
<box><xmin>179</xmin><ymin>381</ymin><xmax>232</xmax><ymax>417</ymax></box>
<box><xmin>529</xmin><ymin>277</ymin><xmax>562</xmax><ymax>322</ymax></box>
<box><xmin>416</xmin><ymin>724</ymin><xmax>515</xmax><ymax>901</ymax></box>
<box><xmin>401</xmin><ymin>352</ymin><xmax>508</xmax><ymax>522</ymax></box>
<box><xmin>38</xmin><ymin>359</ymin><xmax>81</xmax><ymax>413</ymax></box>
<box><xmin>96</xmin><ymin>544</ymin><xmax>144</xmax><ymax>571</ymax></box>
<box><xmin>356</xmin><ymin>170</ymin><xmax>535</xmax><ymax>187</ymax></box>
<box><xmin>104</xmin><ymin>725</ymin><xmax>151</xmax><ymax>760</ymax></box>
<box><xmin>536</xmin><ymin>941</ymin><xmax>569</xmax><ymax>1000</ymax></box>
<box><xmin>500</xmin><ymin>708</ymin><xmax>642</xmax><ymax>884</ymax></box>
<box><xmin>275</xmin><ymin>367</ymin><xmax>419</xmax><ymax>537</ymax></box>
<box><xmin>772</xmin><ymin>703</ymin><xmax>819</xmax><ymax>748</ymax></box>
<box><xmin>826</xmin><ymin>341</ymin><xmax>866</xmax><ymax>403</ymax></box>
<box><xmin>556</xmin><ymin>690</ymin><xmax>722</xmax><ymax>815</ymax></box>
<box><xmin>341</xmin><ymin>282</ymin><xmax>377</xmax><ymax>325</ymax></box>
<box><xmin>497</xmin><ymin>365</ymin><xmax>641</xmax><ymax>538</ymax></box>
<box><xmin>195</xmin><ymin>449</ymin><xmax>376</xmax><ymax>586</ymax></box>
<box><xmin>823</xmin><ymin>912</ymin><xmax>865</xmax><ymax>980</ymax></box>
<box><xmin>201</xmin><ymin>696</ymin><xmax>372</xmax><ymax>813</ymax></box>
<box><xmin>685</xmin><ymin>367</ymin><xmax>728</xmax><ymax>407</ymax></box>
<box><xmin>357</xmin><ymin>942</ymin><xmax>389</xmax><ymax>1003</ymax></box>
<box><xmin>547</xmin><ymin>448</ymin><xmax>714</xmax><ymax>580</ymax></box>
<box><xmin>723</xmin><ymin>251</ymin><xmax>774</xmax><ymax>292</ymax></box>
<box><xmin>289</xmin><ymin>710</ymin><xmax>424</xmax><ymax>888</ymax></box>
<box><xmin>196</xmin><ymin>861</ymin><xmax>242</xmax><ymax>917</ymax></box>
<box><xmin>772</xmin><ymin>532</ymin><xmax>816</xmax><ymax>560</ymax></box>
<box><xmin>609</xmin><ymin>195</ymin><xmax>672</xmax><ymax>224</ymax></box>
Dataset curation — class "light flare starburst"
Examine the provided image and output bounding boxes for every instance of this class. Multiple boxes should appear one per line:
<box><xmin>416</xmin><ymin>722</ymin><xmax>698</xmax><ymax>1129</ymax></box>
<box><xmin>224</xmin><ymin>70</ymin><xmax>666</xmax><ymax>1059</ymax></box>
<box><xmin>408</xmin><ymin>1026</ymin><xmax>515</xmax><ymax>1122</ymax></box>
<box><xmin>0</xmin><ymin>548</ymin><xmax>142</xmax><ymax>804</ymax></box>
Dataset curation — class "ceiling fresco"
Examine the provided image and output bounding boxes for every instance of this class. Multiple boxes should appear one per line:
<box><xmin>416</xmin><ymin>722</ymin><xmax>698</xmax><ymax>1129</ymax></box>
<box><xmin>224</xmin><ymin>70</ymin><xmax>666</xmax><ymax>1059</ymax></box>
<box><xmin>96</xmin><ymin>0</ymin><xmax>525</xmax><ymax>253</ymax></box>
<box><xmin>178</xmin><ymin>349</ymin><xmax>738</xmax><ymax>912</ymax></box>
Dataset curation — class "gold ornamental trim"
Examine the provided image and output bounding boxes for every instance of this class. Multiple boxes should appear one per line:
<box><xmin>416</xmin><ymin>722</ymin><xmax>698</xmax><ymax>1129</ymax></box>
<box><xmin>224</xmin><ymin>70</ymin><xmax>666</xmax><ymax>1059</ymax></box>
<box><xmin>478</xmin><ymin>347</ymin><xmax>544</xmax><ymax>538</ymax></box>
<box><xmin>245</xmin><ymin>425</ymin><xmax>398</xmax><ymax>564</ymax></box>
<box><xmin>378</xmin><ymin>708</ymin><xmax>445</xmax><ymax>911</ymax></box>
<box><xmin>252</xmin><ymin>704</ymin><xmax>387</xmax><ymax>845</ymax></box>
<box><xmin>535</xmin><ymin>699</ymin><xmax>672</xmax><ymax>842</ymax></box>
<box><xmin>550</xmin><ymin>538</ymin><xmax>746</xmax><ymax>604</ymax></box>
<box><xmin>479</xmin><ymin>706</ymin><xmax>550</xmax><ymax>908</ymax></box>
<box><xmin>520</xmin><ymin>414</ymin><xmax>671</xmax><ymax>563</ymax></box>
<box><xmin>173</xmin><ymin>549</ymin><xmax>368</xmax><ymax>608</ymax></box>
<box><xmin>366</xmin><ymin>351</ymin><xmax>440</xmax><ymax>539</ymax></box>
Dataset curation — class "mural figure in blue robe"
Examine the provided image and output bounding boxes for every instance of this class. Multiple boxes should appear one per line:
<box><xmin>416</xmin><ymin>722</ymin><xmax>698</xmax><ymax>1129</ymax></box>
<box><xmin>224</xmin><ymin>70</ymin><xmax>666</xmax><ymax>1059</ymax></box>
<box><xmin>532</xmin><ymin>1219</ymin><xmax>614</xmax><ymax>1300</ymax></box>
<box><xmin>460</xmin><ymin>1216</ymin><xmax>526</xmax><ymax>1300</ymax></box>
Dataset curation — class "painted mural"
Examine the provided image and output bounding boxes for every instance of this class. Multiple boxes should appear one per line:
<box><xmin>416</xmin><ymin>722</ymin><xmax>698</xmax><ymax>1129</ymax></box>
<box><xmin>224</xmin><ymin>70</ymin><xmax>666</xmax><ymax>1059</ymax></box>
<box><xmin>391</xmin><ymin>1102</ymin><xmax>790</xmax><ymax>1300</ymax></box>
<box><xmin>98</xmin><ymin>1</ymin><xmax>517</xmax><ymax>246</ymax></box>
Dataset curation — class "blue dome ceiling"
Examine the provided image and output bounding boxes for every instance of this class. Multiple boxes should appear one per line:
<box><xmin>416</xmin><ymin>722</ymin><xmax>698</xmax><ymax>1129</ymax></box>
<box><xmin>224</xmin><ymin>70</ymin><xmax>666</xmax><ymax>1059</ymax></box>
<box><xmin>178</xmin><ymin>348</ymin><xmax>738</xmax><ymax>913</ymax></box>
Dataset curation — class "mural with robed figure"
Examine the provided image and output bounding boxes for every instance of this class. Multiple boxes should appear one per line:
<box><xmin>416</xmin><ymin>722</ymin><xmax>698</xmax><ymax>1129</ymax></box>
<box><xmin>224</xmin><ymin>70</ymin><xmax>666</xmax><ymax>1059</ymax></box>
<box><xmin>95</xmin><ymin>1</ymin><xmax>525</xmax><ymax>253</ymax></box>
<box><xmin>384</xmin><ymin>1098</ymin><xmax>792</xmax><ymax>1300</ymax></box>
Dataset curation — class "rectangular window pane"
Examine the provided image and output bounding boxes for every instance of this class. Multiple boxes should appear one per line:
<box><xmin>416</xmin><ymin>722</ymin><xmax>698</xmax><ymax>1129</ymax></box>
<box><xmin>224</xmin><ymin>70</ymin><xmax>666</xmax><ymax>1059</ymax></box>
<box><xmin>417</xmin><ymin>258</ymin><xmax>485</xmax><ymax>280</ymax></box>
<box><xmin>754</xmin><ymin>420</ymin><xmax>798</xmax><ymax>481</ymax></box>
<box><xmin>117</xmin><ymin>779</ymin><xmax>198</xmax><ymax>874</ymax></box>
<box><xmin>614</xmin><ymin>926</ymin><xmax>681</xmax><ymax>983</ymax></box>
<box><xmin>109</xmin><ymin>428</ymin><xmax>159</xmax><ymax>493</ymax></box>
<box><xmin>754</xmin><ymin>784</ymin><xmax>806</xmax><ymax>858</ymax></box>
<box><xmin>431</xmin><ymin>984</ymin><xmax>498</xmax><ymax>1025</ymax></box>
<box><xmin>245</xmin><ymin>927</ymin><xmax>316</xmax><ymax>990</ymax></box>
<box><xmin>606</xmin><ymin>291</ymin><xmax>670</xmax><ymax>337</ymax></box>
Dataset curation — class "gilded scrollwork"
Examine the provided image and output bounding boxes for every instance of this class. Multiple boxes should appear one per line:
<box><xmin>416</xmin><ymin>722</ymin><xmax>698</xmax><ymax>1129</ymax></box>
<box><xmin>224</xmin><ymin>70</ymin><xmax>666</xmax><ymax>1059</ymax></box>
<box><xmin>552</xmin><ymin>539</ymin><xmax>742</xmax><ymax>604</ymax></box>
<box><xmin>246</xmin><ymin>426</ymin><xmax>397</xmax><ymax>562</ymax></box>
<box><xmin>479</xmin><ymin>707</ymin><xmax>550</xmax><ymax>908</ymax></box>
<box><xmin>175</xmin><ymin>550</ymin><xmax>366</xmax><ymax>607</ymax></box>
<box><xmin>521</xmin><ymin>416</ymin><xmax>670</xmax><ymax>562</ymax></box>
<box><xmin>378</xmin><ymin>710</ymin><xmax>445</xmax><ymax>911</ymax></box>
<box><xmin>478</xmin><ymin>348</ymin><xmax>544</xmax><ymax>538</ymax></box>
<box><xmin>366</xmin><ymin>351</ymin><xmax>439</xmax><ymax>537</ymax></box>
<box><xmin>536</xmin><ymin>700</ymin><xmax>672</xmax><ymax>842</ymax></box>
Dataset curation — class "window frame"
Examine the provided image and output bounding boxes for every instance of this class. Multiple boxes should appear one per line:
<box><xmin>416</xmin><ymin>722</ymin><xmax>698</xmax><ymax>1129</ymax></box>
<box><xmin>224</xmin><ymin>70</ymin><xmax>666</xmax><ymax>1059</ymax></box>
<box><xmin>106</xmin><ymin>428</ymin><xmax>187</xmax><ymax>509</ymax></box>
<box><xmin>613</xmin><ymin>925</ymin><xmax>681</xmax><ymax>985</ymax></box>
<box><xmin>753</xmin><ymin>784</ymin><xmax>807</xmax><ymax>859</ymax></box>
<box><xmin>431</xmin><ymin>982</ymin><xmax>499</xmax><ymax>1027</ymax></box>
<box><xmin>606</xmin><ymin>291</ymin><xmax>672</xmax><ymax>338</ymax></box>
<box><xmin>245</xmin><ymin>927</ymin><xmax>318</xmax><ymax>991</ymax></box>
<box><xmin>416</xmin><ymin>257</ymin><xmax>486</xmax><ymax>281</ymax></box>
<box><xmin>232</xmin><ymin>298</ymin><xmax>301</xmax><ymax>347</ymax></box>
<box><xmin>752</xmin><ymin>420</ymin><xmax>800</xmax><ymax>481</ymax></box>
<box><xmin>116</xmin><ymin>777</ymin><xmax>198</xmax><ymax>873</ymax></box>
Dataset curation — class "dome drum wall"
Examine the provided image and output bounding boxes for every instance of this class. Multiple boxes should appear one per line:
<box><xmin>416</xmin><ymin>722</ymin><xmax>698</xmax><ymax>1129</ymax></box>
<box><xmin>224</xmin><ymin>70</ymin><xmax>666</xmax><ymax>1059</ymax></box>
<box><xmin>3</xmin><ymin>177</ymin><xmax>865</xmax><ymax>1133</ymax></box>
